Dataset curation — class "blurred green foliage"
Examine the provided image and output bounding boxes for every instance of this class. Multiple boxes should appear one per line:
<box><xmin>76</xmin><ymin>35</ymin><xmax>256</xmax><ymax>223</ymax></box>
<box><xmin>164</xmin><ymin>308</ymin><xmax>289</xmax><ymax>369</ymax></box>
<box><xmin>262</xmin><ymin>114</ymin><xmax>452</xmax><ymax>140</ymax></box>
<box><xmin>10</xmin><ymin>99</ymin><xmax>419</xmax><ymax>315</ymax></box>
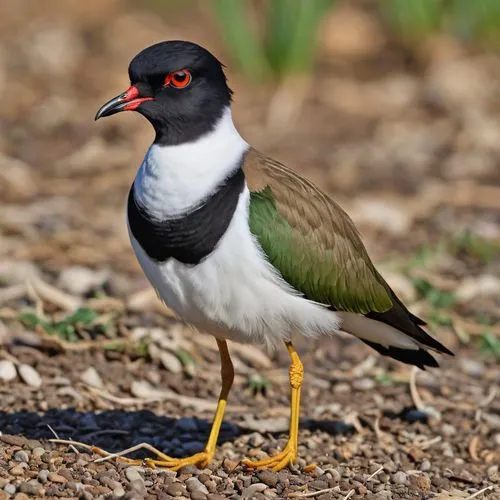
<box><xmin>381</xmin><ymin>0</ymin><xmax>500</xmax><ymax>46</ymax></box>
<box><xmin>211</xmin><ymin>0</ymin><xmax>500</xmax><ymax>81</ymax></box>
<box><xmin>19</xmin><ymin>308</ymin><xmax>100</xmax><ymax>343</ymax></box>
<box><xmin>213</xmin><ymin>0</ymin><xmax>332</xmax><ymax>80</ymax></box>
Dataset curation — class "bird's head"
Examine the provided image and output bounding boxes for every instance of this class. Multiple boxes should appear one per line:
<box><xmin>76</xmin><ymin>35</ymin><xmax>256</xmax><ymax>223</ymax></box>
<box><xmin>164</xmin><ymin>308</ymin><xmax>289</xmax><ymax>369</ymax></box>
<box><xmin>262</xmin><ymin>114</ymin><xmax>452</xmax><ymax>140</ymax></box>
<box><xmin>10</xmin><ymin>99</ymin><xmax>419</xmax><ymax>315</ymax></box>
<box><xmin>95</xmin><ymin>40</ymin><xmax>232</xmax><ymax>145</ymax></box>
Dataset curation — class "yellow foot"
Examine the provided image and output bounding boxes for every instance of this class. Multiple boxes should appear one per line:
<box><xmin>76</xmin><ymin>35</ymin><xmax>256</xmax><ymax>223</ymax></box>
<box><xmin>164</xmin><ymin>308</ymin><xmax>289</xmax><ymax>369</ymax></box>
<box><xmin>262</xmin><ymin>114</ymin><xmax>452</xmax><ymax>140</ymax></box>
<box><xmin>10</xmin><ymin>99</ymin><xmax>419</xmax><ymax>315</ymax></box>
<box><xmin>242</xmin><ymin>444</ymin><xmax>298</xmax><ymax>472</ymax></box>
<box><xmin>89</xmin><ymin>442</ymin><xmax>212</xmax><ymax>471</ymax></box>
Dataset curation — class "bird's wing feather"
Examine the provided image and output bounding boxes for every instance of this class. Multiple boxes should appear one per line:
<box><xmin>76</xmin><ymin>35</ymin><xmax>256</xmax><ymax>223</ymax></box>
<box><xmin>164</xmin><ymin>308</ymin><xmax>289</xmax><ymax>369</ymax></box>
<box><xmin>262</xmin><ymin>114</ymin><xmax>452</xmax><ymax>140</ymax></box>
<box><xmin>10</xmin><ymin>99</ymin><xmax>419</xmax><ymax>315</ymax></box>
<box><xmin>242</xmin><ymin>149</ymin><xmax>453</xmax><ymax>361</ymax></box>
<box><xmin>243</xmin><ymin>149</ymin><xmax>393</xmax><ymax>315</ymax></box>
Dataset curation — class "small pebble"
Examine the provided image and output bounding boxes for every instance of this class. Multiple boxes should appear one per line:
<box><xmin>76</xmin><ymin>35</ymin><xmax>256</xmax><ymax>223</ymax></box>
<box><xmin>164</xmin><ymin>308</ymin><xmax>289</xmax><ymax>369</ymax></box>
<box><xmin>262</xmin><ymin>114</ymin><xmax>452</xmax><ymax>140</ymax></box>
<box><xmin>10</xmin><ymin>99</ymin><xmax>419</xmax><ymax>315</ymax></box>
<box><xmin>309</xmin><ymin>479</ymin><xmax>329</xmax><ymax>490</ymax></box>
<box><xmin>38</xmin><ymin>470</ymin><xmax>49</xmax><ymax>484</ymax></box>
<box><xmin>256</xmin><ymin>470</ymin><xmax>278</xmax><ymax>487</ymax></box>
<box><xmin>14</xmin><ymin>450</ymin><xmax>30</xmax><ymax>462</ymax></box>
<box><xmin>420</xmin><ymin>459</ymin><xmax>431</xmax><ymax>472</ymax></box>
<box><xmin>159</xmin><ymin>350</ymin><xmax>183</xmax><ymax>373</ymax></box>
<box><xmin>18</xmin><ymin>480</ymin><xmax>43</xmax><ymax>496</ymax></box>
<box><xmin>241</xmin><ymin>483</ymin><xmax>267</xmax><ymax>499</ymax></box>
<box><xmin>410</xmin><ymin>473</ymin><xmax>431</xmax><ymax>493</ymax></box>
<box><xmin>80</xmin><ymin>367</ymin><xmax>104</xmax><ymax>389</ymax></box>
<box><xmin>441</xmin><ymin>424</ymin><xmax>456</xmax><ymax>436</ymax></box>
<box><xmin>247</xmin><ymin>432</ymin><xmax>265</xmax><ymax>447</ymax></box>
<box><xmin>166</xmin><ymin>483</ymin><xmax>187</xmax><ymax>497</ymax></box>
<box><xmin>10</xmin><ymin>462</ymin><xmax>28</xmax><ymax>475</ymax></box>
<box><xmin>186</xmin><ymin>477</ymin><xmax>209</xmax><ymax>494</ymax></box>
<box><xmin>352</xmin><ymin>378</ymin><xmax>375</xmax><ymax>391</ymax></box>
<box><xmin>125</xmin><ymin>466</ymin><xmax>143</xmax><ymax>483</ymax></box>
<box><xmin>47</xmin><ymin>472</ymin><xmax>67</xmax><ymax>484</ymax></box>
<box><xmin>391</xmin><ymin>471</ymin><xmax>408</xmax><ymax>484</ymax></box>
<box><xmin>18</xmin><ymin>364</ymin><xmax>42</xmax><ymax>388</ymax></box>
<box><xmin>0</xmin><ymin>360</ymin><xmax>17</xmax><ymax>382</ymax></box>
<box><xmin>32</xmin><ymin>447</ymin><xmax>46</xmax><ymax>459</ymax></box>
<box><xmin>190</xmin><ymin>491</ymin><xmax>207</xmax><ymax>500</ymax></box>
<box><xmin>178</xmin><ymin>464</ymin><xmax>200</xmax><ymax>476</ymax></box>
<box><xmin>4</xmin><ymin>484</ymin><xmax>16</xmax><ymax>495</ymax></box>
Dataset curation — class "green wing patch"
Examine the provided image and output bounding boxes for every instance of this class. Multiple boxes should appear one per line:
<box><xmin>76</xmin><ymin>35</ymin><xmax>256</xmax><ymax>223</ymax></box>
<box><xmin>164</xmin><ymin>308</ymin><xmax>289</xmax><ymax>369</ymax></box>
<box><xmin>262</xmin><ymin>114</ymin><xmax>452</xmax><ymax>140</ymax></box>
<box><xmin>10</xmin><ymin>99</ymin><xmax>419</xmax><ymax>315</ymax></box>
<box><xmin>247</xmin><ymin>163</ymin><xmax>393</xmax><ymax>315</ymax></box>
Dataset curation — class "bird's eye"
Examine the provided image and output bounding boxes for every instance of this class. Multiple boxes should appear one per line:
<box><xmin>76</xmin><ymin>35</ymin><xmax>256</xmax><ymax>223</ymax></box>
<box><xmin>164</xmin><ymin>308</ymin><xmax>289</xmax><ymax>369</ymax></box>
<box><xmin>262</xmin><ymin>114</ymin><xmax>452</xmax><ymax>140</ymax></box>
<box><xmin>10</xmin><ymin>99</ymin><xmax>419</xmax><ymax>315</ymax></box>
<box><xmin>164</xmin><ymin>69</ymin><xmax>191</xmax><ymax>89</ymax></box>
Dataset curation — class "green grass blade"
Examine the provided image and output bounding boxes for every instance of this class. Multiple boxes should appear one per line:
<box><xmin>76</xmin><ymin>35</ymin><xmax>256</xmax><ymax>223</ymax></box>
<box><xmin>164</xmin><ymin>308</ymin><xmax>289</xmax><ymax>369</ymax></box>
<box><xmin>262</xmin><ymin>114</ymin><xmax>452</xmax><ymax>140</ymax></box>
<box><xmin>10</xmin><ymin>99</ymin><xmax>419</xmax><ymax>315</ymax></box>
<box><xmin>266</xmin><ymin>0</ymin><xmax>332</xmax><ymax>75</ymax></box>
<box><xmin>380</xmin><ymin>0</ymin><xmax>444</xmax><ymax>40</ymax></box>
<box><xmin>212</xmin><ymin>0</ymin><xmax>270</xmax><ymax>79</ymax></box>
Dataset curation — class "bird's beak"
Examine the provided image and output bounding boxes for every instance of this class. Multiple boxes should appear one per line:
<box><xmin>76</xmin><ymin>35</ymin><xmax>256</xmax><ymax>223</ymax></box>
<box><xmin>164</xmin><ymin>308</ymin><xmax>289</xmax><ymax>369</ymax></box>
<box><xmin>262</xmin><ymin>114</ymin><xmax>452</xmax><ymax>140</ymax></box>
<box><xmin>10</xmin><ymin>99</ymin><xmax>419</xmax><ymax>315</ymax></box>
<box><xmin>95</xmin><ymin>85</ymin><xmax>154</xmax><ymax>120</ymax></box>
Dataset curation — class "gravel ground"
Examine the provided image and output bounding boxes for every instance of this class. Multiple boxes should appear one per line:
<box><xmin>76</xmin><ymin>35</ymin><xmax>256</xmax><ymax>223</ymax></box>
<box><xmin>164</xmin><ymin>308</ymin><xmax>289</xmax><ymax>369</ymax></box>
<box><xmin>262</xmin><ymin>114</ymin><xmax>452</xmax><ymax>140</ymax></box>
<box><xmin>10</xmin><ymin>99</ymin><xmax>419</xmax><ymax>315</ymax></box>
<box><xmin>1</xmin><ymin>0</ymin><xmax>500</xmax><ymax>498</ymax></box>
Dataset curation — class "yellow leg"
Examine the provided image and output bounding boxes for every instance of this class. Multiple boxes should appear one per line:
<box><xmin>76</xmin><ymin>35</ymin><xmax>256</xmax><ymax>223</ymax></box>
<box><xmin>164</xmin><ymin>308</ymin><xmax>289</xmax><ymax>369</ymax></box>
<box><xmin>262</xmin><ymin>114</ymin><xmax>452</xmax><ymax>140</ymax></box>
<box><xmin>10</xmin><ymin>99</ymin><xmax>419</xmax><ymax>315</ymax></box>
<box><xmin>243</xmin><ymin>341</ymin><xmax>312</xmax><ymax>472</ymax></box>
<box><xmin>88</xmin><ymin>339</ymin><xmax>234</xmax><ymax>471</ymax></box>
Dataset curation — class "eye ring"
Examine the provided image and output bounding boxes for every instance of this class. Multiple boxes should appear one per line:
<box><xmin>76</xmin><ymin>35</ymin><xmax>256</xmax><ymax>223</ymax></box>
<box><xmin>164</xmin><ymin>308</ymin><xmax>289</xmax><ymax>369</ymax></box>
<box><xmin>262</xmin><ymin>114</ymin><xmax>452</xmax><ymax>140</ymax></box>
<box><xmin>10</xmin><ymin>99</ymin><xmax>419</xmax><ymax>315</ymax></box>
<box><xmin>164</xmin><ymin>69</ymin><xmax>191</xmax><ymax>89</ymax></box>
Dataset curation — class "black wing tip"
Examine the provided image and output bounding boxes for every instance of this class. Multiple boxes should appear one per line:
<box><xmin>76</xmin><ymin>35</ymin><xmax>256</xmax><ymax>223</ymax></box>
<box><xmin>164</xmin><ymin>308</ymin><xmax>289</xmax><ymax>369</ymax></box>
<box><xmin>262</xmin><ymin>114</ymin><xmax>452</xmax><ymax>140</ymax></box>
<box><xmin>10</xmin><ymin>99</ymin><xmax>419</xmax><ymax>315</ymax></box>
<box><xmin>414</xmin><ymin>323</ymin><xmax>454</xmax><ymax>357</ymax></box>
<box><xmin>362</xmin><ymin>340</ymin><xmax>441</xmax><ymax>369</ymax></box>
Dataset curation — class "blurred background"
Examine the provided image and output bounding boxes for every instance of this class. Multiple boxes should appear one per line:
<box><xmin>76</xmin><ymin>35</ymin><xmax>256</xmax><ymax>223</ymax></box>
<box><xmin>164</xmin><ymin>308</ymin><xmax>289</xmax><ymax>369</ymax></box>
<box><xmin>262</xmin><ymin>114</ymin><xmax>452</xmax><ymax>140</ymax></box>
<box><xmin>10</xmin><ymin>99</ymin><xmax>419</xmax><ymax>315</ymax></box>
<box><xmin>0</xmin><ymin>0</ymin><xmax>500</xmax><ymax>494</ymax></box>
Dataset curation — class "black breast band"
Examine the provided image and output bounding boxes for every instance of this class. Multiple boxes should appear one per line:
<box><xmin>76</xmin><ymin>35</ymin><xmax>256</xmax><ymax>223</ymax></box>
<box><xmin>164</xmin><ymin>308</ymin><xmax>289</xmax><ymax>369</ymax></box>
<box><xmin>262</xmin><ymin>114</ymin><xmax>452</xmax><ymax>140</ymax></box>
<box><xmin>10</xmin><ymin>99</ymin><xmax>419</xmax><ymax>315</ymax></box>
<box><xmin>128</xmin><ymin>166</ymin><xmax>245</xmax><ymax>265</ymax></box>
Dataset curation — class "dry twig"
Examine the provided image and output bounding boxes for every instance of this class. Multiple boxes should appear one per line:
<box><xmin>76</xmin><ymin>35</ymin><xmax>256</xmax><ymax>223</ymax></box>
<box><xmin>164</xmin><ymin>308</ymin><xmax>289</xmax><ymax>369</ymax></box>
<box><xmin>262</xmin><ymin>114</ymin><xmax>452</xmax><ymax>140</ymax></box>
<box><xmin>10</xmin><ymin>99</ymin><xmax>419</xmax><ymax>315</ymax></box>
<box><xmin>47</xmin><ymin>424</ymin><xmax>79</xmax><ymax>455</ymax></box>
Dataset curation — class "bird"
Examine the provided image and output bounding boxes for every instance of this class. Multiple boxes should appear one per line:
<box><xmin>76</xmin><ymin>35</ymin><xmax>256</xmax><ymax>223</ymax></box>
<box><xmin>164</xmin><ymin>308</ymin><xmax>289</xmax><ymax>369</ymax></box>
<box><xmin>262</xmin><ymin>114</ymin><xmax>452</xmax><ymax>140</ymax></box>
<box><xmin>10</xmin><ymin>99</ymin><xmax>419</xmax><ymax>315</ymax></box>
<box><xmin>95</xmin><ymin>40</ymin><xmax>453</xmax><ymax>472</ymax></box>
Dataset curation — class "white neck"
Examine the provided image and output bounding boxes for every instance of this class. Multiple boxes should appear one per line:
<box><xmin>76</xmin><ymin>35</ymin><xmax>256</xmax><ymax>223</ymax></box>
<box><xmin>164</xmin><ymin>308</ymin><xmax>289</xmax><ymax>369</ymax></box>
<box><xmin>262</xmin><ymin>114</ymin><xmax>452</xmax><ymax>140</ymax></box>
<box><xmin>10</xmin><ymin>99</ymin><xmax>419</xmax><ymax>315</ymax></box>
<box><xmin>133</xmin><ymin>107</ymin><xmax>249</xmax><ymax>219</ymax></box>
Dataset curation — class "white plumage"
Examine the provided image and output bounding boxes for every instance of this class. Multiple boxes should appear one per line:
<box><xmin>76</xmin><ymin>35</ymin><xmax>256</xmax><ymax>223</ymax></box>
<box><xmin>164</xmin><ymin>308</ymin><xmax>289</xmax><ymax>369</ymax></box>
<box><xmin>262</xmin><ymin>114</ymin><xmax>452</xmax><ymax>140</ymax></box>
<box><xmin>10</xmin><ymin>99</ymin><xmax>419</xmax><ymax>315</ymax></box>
<box><xmin>129</xmin><ymin>108</ymin><xmax>423</xmax><ymax>351</ymax></box>
<box><xmin>130</xmin><ymin>109</ymin><xmax>341</xmax><ymax>347</ymax></box>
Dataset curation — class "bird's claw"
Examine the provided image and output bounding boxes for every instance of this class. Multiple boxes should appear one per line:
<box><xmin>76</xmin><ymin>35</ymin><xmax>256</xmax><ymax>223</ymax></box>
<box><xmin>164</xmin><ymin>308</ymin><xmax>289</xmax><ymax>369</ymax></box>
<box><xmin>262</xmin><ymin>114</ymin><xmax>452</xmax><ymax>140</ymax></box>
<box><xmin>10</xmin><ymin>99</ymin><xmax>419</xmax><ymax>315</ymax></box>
<box><xmin>242</xmin><ymin>444</ymin><xmax>298</xmax><ymax>472</ymax></box>
<box><xmin>89</xmin><ymin>443</ymin><xmax>212</xmax><ymax>471</ymax></box>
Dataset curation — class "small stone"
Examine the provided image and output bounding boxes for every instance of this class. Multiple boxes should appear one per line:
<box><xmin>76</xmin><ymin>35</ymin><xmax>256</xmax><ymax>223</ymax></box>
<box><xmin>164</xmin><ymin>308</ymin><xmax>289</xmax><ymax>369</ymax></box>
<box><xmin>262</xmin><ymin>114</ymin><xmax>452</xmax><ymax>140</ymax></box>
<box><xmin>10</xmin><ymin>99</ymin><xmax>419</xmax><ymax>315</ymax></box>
<box><xmin>222</xmin><ymin>458</ymin><xmax>238</xmax><ymax>472</ymax></box>
<box><xmin>0</xmin><ymin>435</ymin><xmax>28</xmax><ymax>446</ymax></box>
<box><xmin>420</xmin><ymin>460</ymin><xmax>431</xmax><ymax>472</ymax></box>
<box><xmin>256</xmin><ymin>470</ymin><xmax>279</xmax><ymax>487</ymax></box>
<box><xmin>80</xmin><ymin>367</ymin><xmax>104</xmax><ymax>389</ymax></box>
<box><xmin>241</xmin><ymin>483</ymin><xmax>267</xmax><ymax>499</ymax></box>
<box><xmin>48</xmin><ymin>472</ymin><xmax>67</xmax><ymax>484</ymax></box>
<box><xmin>309</xmin><ymin>480</ymin><xmax>329</xmax><ymax>490</ymax></box>
<box><xmin>10</xmin><ymin>462</ymin><xmax>28</xmax><ymax>475</ymax></box>
<box><xmin>38</xmin><ymin>470</ymin><xmax>49</xmax><ymax>484</ymax></box>
<box><xmin>13</xmin><ymin>494</ymin><xmax>29</xmax><ymax>500</ymax></box>
<box><xmin>391</xmin><ymin>471</ymin><xmax>408</xmax><ymax>485</ymax></box>
<box><xmin>58</xmin><ymin>266</ymin><xmax>108</xmax><ymax>295</ymax></box>
<box><xmin>125</xmin><ymin>467</ymin><xmax>143</xmax><ymax>483</ymax></box>
<box><xmin>459</xmin><ymin>359</ymin><xmax>485</xmax><ymax>378</ymax></box>
<box><xmin>14</xmin><ymin>450</ymin><xmax>30</xmax><ymax>462</ymax></box>
<box><xmin>0</xmin><ymin>360</ymin><xmax>17</xmax><ymax>382</ymax></box>
<box><xmin>4</xmin><ymin>484</ymin><xmax>16</xmax><ymax>495</ymax></box>
<box><xmin>441</xmin><ymin>424</ymin><xmax>456</xmax><ymax>436</ymax></box>
<box><xmin>186</xmin><ymin>477</ymin><xmax>209</xmax><ymax>494</ymax></box>
<box><xmin>410</xmin><ymin>473</ymin><xmax>431</xmax><ymax>493</ymax></box>
<box><xmin>178</xmin><ymin>464</ymin><xmax>200</xmax><ymax>476</ymax></box>
<box><xmin>159</xmin><ymin>350</ymin><xmax>183</xmax><ymax>373</ymax></box>
<box><xmin>166</xmin><ymin>483</ymin><xmax>187</xmax><ymax>497</ymax></box>
<box><xmin>18</xmin><ymin>480</ymin><xmax>43</xmax><ymax>496</ymax></box>
<box><xmin>190</xmin><ymin>491</ymin><xmax>207</xmax><ymax>500</ymax></box>
<box><xmin>247</xmin><ymin>432</ymin><xmax>265</xmax><ymax>447</ymax></box>
<box><xmin>18</xmin><ymin>364</ymin><xmax>42</xmax><ymax>388</ymax></box>
<box><xmin>487</xmin><ymin>465</ymin><xmax>499</xmax><ymax>482</ymax></box>
<box><xmin>352</xmin><ymin>378</ymin><xmax>375</xmax><ymax>391</ymax></box>
<box><xmin>32</xmin><ymin>447</ymin><xmax>46</xmax><ymax>459</ymax></box>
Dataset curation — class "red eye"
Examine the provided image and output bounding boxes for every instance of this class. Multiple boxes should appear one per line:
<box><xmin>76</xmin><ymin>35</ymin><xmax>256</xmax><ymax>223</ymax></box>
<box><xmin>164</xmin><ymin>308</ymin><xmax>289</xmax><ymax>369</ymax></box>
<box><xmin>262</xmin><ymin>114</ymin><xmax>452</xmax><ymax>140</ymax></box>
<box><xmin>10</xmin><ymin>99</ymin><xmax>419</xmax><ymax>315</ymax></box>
<box><xmin>164</xmin><ymin>69</ymin><xmax>191</xmax><ymax>89</ymax></box>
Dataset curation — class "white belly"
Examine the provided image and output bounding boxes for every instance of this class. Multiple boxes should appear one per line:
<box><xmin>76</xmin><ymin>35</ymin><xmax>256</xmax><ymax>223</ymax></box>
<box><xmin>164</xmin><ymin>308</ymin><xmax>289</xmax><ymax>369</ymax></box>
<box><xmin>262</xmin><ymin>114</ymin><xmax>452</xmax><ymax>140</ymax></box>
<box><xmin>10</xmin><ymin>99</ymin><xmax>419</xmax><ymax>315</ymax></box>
<box><xmin>129</xmin><ymin>189</ymin><xmax>340</xmax><ymax>348</ymax></box>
